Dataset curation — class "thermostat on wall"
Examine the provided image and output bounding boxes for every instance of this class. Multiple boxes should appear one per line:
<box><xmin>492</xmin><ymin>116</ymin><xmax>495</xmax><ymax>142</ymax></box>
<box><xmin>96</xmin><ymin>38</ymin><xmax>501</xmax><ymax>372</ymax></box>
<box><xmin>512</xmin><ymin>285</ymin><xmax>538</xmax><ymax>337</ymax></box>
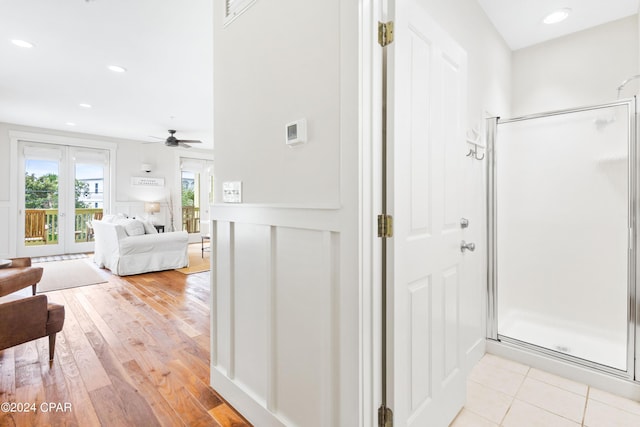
<box><xmin>285</xmin><ymin>118</ymin><xmax>307</xmax><ymax>147</ymax></box>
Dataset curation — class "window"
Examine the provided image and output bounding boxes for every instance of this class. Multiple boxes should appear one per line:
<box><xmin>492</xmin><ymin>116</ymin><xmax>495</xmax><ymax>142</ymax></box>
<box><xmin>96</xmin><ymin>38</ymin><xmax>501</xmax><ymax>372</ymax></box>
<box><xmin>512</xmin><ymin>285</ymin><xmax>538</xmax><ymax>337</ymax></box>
<box><xmin>225</xmin><ymin>0</ymin><xmax>256</xmax><ymax>26</ymax></box>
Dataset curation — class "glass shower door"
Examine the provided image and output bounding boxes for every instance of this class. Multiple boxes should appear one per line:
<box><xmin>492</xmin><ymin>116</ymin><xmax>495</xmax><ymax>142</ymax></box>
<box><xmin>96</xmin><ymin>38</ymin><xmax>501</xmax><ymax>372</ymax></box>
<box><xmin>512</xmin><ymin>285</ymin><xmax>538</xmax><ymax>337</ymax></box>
<box><xmin>492</xmin><ymin>101</ymin><xmax>634</xmax><ymax>372</ymax></box>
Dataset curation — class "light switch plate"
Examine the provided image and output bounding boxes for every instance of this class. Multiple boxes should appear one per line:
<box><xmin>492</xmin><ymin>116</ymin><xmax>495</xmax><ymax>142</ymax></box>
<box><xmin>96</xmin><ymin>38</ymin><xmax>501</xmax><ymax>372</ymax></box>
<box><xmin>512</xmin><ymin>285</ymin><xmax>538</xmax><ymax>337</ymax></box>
<box><xmin>222</xmin><ymin>181</ymin><xmax>242</xmax><ymax>203</ymax></box>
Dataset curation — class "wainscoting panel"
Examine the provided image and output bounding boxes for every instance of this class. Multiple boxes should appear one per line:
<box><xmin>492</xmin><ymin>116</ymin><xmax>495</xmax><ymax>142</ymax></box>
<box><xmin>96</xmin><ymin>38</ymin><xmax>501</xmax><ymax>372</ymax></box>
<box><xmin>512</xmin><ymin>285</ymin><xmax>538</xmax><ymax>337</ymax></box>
<box><xmin>232</xmin><ymin>222</ymin><xmax>270</xmax><ymax>403</ymax></box>
<box><xmin>213</xmin><ymin>220</ymin><xmax>232</xmax><ymax>375</ymax></box>
<box><xmin>212</xmin><ymin>216</ymin><xmax>340</xmax><ymax>427</ymax></box>
<box><xmin>273</xmin><ymin>227</ymin><xmax>337</xmax><ymax>427</ymax></box>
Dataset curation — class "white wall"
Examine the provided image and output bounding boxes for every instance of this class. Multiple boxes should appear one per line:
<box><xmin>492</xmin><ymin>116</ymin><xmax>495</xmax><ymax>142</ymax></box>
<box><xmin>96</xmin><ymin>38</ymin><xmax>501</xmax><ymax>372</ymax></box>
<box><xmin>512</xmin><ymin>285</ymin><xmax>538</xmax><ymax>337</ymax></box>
<box><xmin>0</xmin><ymin>121</ymin><xmax>212</xmax><ymax>257</ymax></box>
<box><xmin>213</xmin><ymin>1</ymin><xmax>341</xmax><ymax>208</ymax></box>
<box><xmin>512</xmin><ymin>16</ymin><xmax>639</xmax><ymax>116</ymax></box>
<box><xmin>211</xmin><ymin>1</ymin><xmax>359</xmax><ymax>426</ymax></box>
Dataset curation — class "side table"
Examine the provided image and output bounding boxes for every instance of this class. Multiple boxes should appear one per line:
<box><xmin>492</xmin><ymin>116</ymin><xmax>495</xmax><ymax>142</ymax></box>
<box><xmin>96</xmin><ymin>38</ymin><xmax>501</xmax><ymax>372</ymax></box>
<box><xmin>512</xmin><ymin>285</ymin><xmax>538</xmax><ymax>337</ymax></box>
<box><xmin>201</xmin><ymin>234</ymin><xmax>211</xmax><ymax>258</ymax></box>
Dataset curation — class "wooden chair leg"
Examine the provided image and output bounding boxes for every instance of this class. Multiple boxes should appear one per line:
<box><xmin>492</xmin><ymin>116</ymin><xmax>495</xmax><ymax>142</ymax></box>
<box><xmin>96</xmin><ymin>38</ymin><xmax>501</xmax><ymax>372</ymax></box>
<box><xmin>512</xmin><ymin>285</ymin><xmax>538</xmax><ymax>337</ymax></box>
<box><xmin>32</xmin><ymin>283</ymin><xmax>37</xmax><ymax>295</ymax></box>
<box><xmin>48</xmin><ymin>334</ymin><xmax>56</xmax><ymax>361</ymax></box>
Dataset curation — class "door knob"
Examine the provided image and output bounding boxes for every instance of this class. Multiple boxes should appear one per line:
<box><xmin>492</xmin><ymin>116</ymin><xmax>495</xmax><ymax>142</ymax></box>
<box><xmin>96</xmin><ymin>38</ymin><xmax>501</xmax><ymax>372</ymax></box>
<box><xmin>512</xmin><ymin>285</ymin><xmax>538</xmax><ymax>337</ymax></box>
<box><xmin>461</xmin><ymin>241</ymin><xmax>475</xmax><ymax>253</ymax></box>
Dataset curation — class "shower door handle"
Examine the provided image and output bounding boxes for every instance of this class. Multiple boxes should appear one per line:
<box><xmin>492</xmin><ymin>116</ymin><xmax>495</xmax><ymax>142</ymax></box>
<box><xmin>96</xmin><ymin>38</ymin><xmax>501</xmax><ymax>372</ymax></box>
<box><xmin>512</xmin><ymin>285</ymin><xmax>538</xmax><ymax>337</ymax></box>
<box><xmin>461</xmin><ymin>241</ymin><xmax>475</xmax><ymax>253</ymax></box>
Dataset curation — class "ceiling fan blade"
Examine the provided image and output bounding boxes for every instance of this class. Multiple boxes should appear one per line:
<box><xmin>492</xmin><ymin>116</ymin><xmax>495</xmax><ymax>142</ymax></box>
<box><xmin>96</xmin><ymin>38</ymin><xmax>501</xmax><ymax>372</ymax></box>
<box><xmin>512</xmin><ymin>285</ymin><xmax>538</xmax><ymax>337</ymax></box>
<box><xmin>178</xmin><ymin>142</ymin><xmax>193</xmax><ymax>148</ymax></box>
<box><xmin>176</xmin><ymin>139</ymin><xmax>202</xmax><ymax>144</ymax></box>
<box><xmin>148</xmin><ymin>135</ymin><xmax>164</xmax><ymax>140</ymax></box>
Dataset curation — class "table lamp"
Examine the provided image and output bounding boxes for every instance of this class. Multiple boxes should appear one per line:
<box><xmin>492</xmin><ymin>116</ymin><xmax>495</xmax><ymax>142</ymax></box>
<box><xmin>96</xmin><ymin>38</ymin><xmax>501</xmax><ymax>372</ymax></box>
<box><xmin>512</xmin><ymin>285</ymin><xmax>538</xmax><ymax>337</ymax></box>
<box><xmin>144</xmin><ymin>202</ymin><xmax>161</xmax><ymax>224</ymax></box>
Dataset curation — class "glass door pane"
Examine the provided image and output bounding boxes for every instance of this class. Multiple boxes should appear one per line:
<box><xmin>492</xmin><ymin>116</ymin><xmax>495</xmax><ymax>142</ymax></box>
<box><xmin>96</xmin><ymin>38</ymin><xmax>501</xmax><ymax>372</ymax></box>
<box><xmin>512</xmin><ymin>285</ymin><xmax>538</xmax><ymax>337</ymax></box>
<box><xmin>20</xmin><ymin>143</ymin><xmax>65</xmax><ymax>256</ymax></box>
<box><xmin>181</xmin><ymin>170</ymin><xmax>200</xmax><ymax>234</ymax></box>
<box><xmin>495</xmin><ymin>104</ymin><xmax>630</xmax><ymax>371</ymax></box>
<box><xmin>67</xmin><ymin>147</ymin><xmax>109</xmax><ymax>254</ymax></box>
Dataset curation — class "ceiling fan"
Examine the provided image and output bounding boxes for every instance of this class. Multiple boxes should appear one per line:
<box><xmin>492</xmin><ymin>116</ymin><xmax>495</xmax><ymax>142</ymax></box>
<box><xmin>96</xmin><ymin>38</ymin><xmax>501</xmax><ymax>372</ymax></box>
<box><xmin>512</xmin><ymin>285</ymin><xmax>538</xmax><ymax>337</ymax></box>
<box><xmin>150</xmin><ymin>129</ymin><xmax>202</xmax><ymax>148</ymax></box>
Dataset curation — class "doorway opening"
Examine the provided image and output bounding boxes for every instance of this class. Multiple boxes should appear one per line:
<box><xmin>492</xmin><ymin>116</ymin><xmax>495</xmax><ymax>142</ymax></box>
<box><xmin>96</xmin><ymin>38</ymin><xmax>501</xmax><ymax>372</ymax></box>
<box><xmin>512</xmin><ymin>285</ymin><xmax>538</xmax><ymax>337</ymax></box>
<box><xmin>180</xmin><ymin>157</ymin><xmax>213</xmax><ymax>239</ymax></box>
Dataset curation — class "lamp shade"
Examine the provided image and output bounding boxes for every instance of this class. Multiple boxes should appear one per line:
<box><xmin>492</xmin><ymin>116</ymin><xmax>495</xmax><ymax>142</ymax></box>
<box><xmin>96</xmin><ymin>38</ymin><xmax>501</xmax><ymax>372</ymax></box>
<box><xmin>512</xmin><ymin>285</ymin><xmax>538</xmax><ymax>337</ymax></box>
<box><xmin>144</xmin><ymin>202</ymin><xmax>161</xmax><ymax>214</ymax></box>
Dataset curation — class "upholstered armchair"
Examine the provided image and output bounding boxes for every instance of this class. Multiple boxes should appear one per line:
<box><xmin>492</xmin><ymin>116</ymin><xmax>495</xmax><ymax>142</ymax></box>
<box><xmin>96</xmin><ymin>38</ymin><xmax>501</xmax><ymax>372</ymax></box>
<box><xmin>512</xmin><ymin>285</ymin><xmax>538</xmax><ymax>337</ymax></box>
<box><xmin>0</xmin><ymin>258</ymin><xmax>65</xmax><ymax>361</ymax></box>
<box><xmin>0</xmin><ymin>257</ymin><xmax>42</xmax><ymax>297</ymax></box>
<box><xmin>0</xmin><ymin>295</ymin><xmax>65</xmax><ymax>360</ymax></box>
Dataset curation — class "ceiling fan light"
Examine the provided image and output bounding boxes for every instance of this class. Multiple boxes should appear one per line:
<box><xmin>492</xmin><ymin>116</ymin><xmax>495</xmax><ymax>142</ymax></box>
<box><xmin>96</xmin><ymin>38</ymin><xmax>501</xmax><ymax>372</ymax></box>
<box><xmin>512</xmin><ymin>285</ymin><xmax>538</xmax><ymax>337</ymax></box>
<box><xmin>543</xmin><ymin>8</ymin><xmax>571</xmax><ymax>25</ymax></box>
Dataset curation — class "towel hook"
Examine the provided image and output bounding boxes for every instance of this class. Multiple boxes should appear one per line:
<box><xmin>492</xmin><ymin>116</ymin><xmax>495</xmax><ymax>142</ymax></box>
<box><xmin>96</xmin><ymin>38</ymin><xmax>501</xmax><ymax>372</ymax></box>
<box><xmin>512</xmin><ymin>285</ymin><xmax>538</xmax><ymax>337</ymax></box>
<box><xmin>466</xmin><ymin>147</ymin><xmax>485</xmax><ymax>160</ymax></box>
<box><xmin>465</xmin><ymin>126</ymin><xmax>485</xmax><ymax>160</ymax></box>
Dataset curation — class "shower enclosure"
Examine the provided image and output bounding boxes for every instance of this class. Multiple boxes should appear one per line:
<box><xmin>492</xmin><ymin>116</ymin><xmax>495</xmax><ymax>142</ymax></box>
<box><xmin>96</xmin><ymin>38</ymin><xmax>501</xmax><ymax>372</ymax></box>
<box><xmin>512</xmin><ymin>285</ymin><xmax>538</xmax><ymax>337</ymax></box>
<box><xmin>487</xmin><ymin>98</ymin><xmax>637</xmax><ymax>379</ymax></box>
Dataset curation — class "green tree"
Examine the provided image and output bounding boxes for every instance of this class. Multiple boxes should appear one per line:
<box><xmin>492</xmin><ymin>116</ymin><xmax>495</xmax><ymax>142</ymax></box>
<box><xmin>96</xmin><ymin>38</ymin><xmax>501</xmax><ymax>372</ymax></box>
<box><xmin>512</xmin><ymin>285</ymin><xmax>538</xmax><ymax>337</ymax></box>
<box><xmin>25</xmin><ymin>173</ymin><xmax>58</xmax><ymax>208</ymax></box>
<box><xmin>24</xmin><ymin>173</ymin><xmax>91</xmax><ymax>209</ymax></box>
<box><xmin>75</xmin><ymin>180</ymin><xmax>90</xmax><ymax>208</ymax></box>
<box><xmin>182</xmin><ymin>187</ymin><xmax>195</xmax><ymax>207</ymax></box>
<box><xmin>181</xmin><ymin>177</ymin><xmax>195</xmax><ymax>207</ymax></box>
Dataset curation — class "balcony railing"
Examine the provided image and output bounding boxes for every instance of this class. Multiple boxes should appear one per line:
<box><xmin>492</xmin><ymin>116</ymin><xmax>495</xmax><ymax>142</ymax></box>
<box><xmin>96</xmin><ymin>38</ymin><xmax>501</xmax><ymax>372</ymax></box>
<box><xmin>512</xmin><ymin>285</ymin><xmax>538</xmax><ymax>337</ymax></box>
<box><xmin>182</xmin><ymin>206</ymin><xmax>200</xmax><ymax>234</ymax></box>
<box><xmin>24</xmin><ymin>208</ymin><xmax>103</xmax><ymax>245</ymax></box>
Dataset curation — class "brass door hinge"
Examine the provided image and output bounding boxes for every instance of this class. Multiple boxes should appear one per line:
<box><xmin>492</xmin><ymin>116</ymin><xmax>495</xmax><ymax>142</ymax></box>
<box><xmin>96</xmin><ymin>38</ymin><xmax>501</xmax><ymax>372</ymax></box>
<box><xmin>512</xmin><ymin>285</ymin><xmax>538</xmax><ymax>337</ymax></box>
<box><xmin>378</xmin><ymin>21</ymin><xmax>394</xmax><ymax>47</ymax></box>
<box><xmin>378</xmin><ymin>405</ymin><xmax>393</xmax><ymax>427</ymax></box>
<box><xmin>378</xmin><ymin>214</ymin><xmax>393</xmax><ymax>238</ymax></box>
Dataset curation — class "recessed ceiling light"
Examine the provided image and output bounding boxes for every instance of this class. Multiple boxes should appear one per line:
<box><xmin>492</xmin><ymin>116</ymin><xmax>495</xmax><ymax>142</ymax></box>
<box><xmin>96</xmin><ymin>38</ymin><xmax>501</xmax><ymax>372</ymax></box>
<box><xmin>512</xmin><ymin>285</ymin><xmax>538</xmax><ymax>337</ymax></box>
<box><xmin>66</xmin><ymin>122</ymin><xmax>76</xmax><ymax>126</ymax></box>
<box><xmin>107</xmin><ymin>65</ymin><xmax>127</xmax><ymax>73</ymax></box>
<box><xmin>543</xmin><ymin>8</ymin><xmax>571</xmax><ymax>25</ymax></box>
<box><xmin>11</xmin><ymin>39</ymin><xmax>34</xmax><ymax>48</ymax></box>
<box><xmin>79</xmin><ymin>103</ymin><xmax>92</xmax><ymax>109</ymax></box>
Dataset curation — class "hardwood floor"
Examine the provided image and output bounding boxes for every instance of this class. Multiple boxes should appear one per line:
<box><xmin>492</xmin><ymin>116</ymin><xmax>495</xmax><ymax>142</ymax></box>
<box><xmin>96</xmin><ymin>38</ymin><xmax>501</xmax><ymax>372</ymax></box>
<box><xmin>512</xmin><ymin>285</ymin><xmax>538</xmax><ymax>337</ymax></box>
<box><xmin>0</xmin><ymin>265</ymin><xmax>251</xmax><ymax>427</ymax></box>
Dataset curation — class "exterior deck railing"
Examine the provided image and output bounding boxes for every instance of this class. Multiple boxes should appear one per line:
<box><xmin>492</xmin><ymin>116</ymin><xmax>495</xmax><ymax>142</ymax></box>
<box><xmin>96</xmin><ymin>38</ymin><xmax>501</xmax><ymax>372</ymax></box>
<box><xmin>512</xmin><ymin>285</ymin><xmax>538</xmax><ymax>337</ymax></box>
<box><xmin>25</xmin><ymin>208</ymin><xmax>103</xmax><ymax>245</ymax></box>
<box><xmin>182</xmin><ymin>206</ymin><xmax>200</xmax><ymax>234</ymax></box>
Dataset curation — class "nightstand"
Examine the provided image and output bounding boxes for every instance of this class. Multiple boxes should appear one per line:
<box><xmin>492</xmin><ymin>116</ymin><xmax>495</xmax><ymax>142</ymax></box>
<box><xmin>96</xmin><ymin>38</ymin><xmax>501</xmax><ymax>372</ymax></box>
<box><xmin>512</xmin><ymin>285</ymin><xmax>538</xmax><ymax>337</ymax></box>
<box><xmin>154</xmin><ymin>225</ymin><xmax>165</xmax><ymax>233</ymax></box>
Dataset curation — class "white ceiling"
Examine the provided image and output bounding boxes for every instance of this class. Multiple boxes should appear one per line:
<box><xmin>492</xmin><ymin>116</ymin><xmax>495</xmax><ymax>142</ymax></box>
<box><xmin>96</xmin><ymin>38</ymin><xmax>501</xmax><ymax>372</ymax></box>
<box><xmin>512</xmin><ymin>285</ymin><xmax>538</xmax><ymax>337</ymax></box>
<box><xmin>1</xmin><ymin>1</ymin><xmax>637</xmax><ymax>147</ymax></box>
<box><xmin>0</xmin><ymin>0</ymin><xmax>213</xmax><ymax>148</ymax></box>
<box><xmin>478</xmin><ymin>0</ymin><xmax>639</xmax><ymax>50</ymax></box>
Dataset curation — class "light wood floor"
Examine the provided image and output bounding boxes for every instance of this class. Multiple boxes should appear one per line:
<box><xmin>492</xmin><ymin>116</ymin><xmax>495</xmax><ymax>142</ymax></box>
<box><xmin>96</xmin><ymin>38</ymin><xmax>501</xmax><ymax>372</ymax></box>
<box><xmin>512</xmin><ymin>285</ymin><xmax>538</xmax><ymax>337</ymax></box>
<box><xmin>0</xmin><ymin>265</ymin><xmax>251</xmax><ymax>427</ymax></box>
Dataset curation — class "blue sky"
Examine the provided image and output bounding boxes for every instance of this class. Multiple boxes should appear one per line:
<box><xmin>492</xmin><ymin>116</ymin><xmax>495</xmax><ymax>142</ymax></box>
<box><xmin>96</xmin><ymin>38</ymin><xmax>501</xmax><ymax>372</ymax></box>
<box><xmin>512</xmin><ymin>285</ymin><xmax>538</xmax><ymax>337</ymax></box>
<box><xmin>26</xmin><ymin>160</ymin><xmax>103</xmax><ymax>180</ymax></box>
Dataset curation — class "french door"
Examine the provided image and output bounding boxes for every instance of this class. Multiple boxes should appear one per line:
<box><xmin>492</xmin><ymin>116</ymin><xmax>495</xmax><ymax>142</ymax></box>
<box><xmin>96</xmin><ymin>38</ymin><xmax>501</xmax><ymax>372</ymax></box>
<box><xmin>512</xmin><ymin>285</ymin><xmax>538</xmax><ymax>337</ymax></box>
<box><xmin>18</xmin><ymin>141</ymin><xmax>110</xmax><ymax>256</ymax></box>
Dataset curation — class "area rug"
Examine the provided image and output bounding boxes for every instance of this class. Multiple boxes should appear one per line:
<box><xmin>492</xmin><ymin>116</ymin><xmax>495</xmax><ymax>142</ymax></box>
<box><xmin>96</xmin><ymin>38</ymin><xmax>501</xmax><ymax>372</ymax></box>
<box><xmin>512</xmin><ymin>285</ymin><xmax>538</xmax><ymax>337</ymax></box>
<box><xmin>175</xmin><ymin>245</ymin><xmax>210</xmax><ymax>274</ymax></box>
<box><xmin>37</xmin><ymin>258</ymin><xmax>107</xmax><ymax>293</ymax></box>
<box><xmin>32</xmin><ymin>253</ymin><xmax>89</xmax><ymax>263</ymax></box>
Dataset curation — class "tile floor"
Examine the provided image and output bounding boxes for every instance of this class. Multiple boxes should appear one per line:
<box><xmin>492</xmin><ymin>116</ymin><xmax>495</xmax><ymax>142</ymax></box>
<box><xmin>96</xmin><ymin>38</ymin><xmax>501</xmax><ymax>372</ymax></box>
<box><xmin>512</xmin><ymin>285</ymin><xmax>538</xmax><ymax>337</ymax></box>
<box><xmin>450</xmin><ymin>353</ymin><xmax>640</xmax><ymax>427</ymax></box>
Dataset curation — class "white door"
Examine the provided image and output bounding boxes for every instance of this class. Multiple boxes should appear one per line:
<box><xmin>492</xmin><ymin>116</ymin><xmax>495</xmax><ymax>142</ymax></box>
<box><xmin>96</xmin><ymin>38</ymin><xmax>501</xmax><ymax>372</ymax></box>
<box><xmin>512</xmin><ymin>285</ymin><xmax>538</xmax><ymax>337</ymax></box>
<box><xmin>18</xmin><ymin>142</ymin><xmax>110</xmax><ymax>256</ymax></box>
<box><xmin>387</xmin><ymin>1</ymin><xmax>468</xmax><ymax>426</ymax></box>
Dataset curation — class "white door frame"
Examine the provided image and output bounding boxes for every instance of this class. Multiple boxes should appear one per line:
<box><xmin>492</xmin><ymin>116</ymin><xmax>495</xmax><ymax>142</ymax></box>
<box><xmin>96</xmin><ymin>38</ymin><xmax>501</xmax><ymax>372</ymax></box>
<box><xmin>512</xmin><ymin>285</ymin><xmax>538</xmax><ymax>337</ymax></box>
<box><xmin>9</xmin><ymin>131</ymin><xmax>116</xmax><ymax>257</ymax></box>
<box><xmin>360</xmin><ymin>0</ymin><xmax>384</xmax><ymax>426</ymax></box>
